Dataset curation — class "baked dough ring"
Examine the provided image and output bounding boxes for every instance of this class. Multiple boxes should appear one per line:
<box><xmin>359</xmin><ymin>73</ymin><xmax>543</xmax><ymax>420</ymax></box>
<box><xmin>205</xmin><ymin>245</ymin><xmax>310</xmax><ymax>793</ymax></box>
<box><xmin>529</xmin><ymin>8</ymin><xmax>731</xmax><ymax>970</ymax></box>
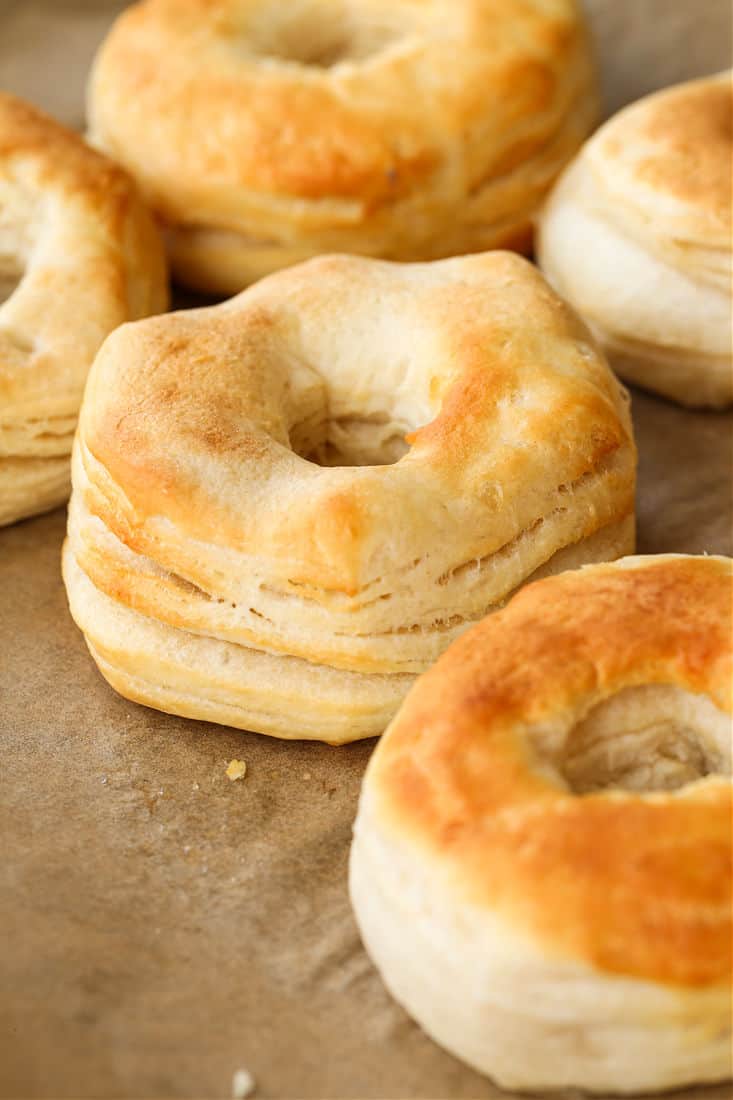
<box><xmin>87</xmin><ymin>0</ymin><xmax>599</xmax><ymax>294</ymax></box>
<box><xmin>537</xmin><ymin>72</ymin><xmax>733</xmax><ymax>408</ymax></box>
<box><xmin>63</xmin><ymin>251</ymin><xmax>636</xmax><ymax>742</ymax></box>
<box><xmin>350</xmin><ymin>553</ymin><xmax>732</xmax><ymax>1093</ymax></box>
<box><xmin>0</xmin><ymin>93</ymin><xmax>168</xmax><ymax>526</ymax></box>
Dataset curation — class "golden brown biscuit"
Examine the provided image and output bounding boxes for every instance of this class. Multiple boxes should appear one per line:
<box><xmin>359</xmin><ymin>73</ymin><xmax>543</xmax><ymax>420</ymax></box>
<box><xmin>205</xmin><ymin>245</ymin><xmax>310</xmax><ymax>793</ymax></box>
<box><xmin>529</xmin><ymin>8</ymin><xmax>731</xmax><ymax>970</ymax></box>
<box><xmin>0</xmin><ymin>93</ymin><xmax>168</xmax><ymax>526</ymax></box>
<box><xmin>537</xmin><ymin>72</ymin><xmax>732</xmax><ymax>408</ymax></box>
<box><xmin>350</xmin><ymin>553</ymin><xmax>732</xmax><ymax>1092</ymax></box>
<box><xmin>87</xmin><ymin>0</ymin><xmax>599</xmax><ymax>293</ymax></box>
<box><xmin>63</xmin><ymin>251</ymin><xmax>636</xmax><ymax>741</ymax></box>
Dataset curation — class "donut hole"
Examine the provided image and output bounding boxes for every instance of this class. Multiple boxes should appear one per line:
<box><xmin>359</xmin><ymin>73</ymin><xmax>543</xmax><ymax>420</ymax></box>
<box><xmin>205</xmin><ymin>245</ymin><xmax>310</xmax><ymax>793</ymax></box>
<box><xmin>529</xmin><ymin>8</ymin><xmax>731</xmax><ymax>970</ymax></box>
<box><xmin>240</xmin><ymin>2</ymin><xmax>411</xmax><ymax>68</ymax></box>
<box><xmin>539</xmin><ymin>685</ymin><xmax>731</xmax><ymax>794</ymax></box>
<box><xmin>290</xmin><ymin>410</ymin><xmax>411</xmax><ymax>467</ymax></box>
<box><xmin>285</xmin><ymin>354</ymin><xmax>434</xmax><ymax>467</ymax></box>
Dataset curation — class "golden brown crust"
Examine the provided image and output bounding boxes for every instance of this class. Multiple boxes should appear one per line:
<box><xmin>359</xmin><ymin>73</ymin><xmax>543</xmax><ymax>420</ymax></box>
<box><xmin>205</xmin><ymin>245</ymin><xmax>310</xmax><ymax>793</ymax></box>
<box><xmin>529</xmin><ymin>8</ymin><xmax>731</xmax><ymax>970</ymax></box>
<box><xmin>605</xmin><ymin>74</ymin><xmax>732</xmax><ymax>238</ymax></box>
<box><xmin>90</xmin><ymin>0</ymin><xmax>588</xmax><ymax>205</ymax></box>
<box><xmin>536</xmin><ymin>72</ymin><xmax>733</xmax><ymax>407</ymax></box>
<box><xmin>592</xmin><ymin>71</ymin><xmax>732</xmax><ymax>251</ymax></box>
<box><xmin>88</xmin><ymin>0</ymin><xmax>598</xmax><ymax>289</ymax></box>
<box><xmin>0</xmin><ymin>92</ymin><xmax>169</xmax><ymax>525</ymax></box>
<box><xmin>78</xmin><ymin>252</ymin><xmax>634</xmax><ymax>596</ymax></box>
<box><xmin>370</xmin><ymin>555</ymin><xmax>732</xmax><ymax>987</ymax></box>
<box><xmin>66</xmin><ymin>250</ymin><xmax>635</xmax><ymax>740</ymax></box>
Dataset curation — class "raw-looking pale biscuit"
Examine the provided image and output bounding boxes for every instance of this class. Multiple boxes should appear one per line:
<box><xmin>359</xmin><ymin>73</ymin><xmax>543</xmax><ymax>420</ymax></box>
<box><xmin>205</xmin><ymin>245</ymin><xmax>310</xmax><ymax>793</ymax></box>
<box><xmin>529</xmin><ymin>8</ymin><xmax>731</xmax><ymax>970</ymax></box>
<box><xmin>537</xmin><ymin>72</ymin><xmax>732</xmax><ymax>408</ymax></box>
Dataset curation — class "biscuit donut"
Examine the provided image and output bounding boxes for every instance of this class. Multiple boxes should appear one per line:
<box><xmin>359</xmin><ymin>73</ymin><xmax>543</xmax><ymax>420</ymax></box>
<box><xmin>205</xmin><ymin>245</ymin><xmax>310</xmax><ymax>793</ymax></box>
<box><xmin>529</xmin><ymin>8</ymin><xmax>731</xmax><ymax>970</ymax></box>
<box><xmin>537</xmin><ymin>72</ymin><xmax>733</xmax><ymax>408</ymax></box>
<box><xmin>87</xmin><ymin>0</ymin><xmax>599</xmax><ymax>294</ymax></box>
<box><xmin>63</xmin><ymin>252</ymin><xmax>635</xmax><ymax>742</ymax></box>
<box><xmin>350</xmin><ymin>554</ymin><xmax>732</xmax><ymax>1092</ymax></box>
<box><xmin>0</xmin><ymin>93</ymin><xmax>168</xmax><ymax>526</ymax></box>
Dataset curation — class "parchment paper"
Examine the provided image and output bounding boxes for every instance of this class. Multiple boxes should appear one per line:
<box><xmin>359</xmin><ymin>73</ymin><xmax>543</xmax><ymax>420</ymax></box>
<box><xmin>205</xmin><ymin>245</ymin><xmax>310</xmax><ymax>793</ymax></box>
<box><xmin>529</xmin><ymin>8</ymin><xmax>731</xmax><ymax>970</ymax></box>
<box><xmin>1</xmin><ymin>3</ymin><xmax>732</xmax><ymax>1098</ymax></box>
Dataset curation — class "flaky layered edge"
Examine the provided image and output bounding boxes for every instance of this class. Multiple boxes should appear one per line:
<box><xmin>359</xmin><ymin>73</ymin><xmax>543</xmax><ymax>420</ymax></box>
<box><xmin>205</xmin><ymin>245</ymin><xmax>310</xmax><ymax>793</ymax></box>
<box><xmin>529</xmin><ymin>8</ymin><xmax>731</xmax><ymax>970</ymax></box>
<box><xmin>88</xmin><ymin>0</ymin><xmax>598</xmax><ymax>290</ymax></box>
<box><xmin>350</xmin><ymin>554</ymin><xmax>732</xmax><ymax>1087</ymax></box>
<box><xmin>537</xmin><ymin>158</ymin><xmax>733</xmax><ymax>407</ymax></box>
<box><xmin>350</xmin><ymin>784</ymin><xmax>732</xmax><ymax>1092</ymax></box>
<box><xmin>70</xmin><ymin>428</ymin><xmax>635</xmax><ymax>675</ymax></box>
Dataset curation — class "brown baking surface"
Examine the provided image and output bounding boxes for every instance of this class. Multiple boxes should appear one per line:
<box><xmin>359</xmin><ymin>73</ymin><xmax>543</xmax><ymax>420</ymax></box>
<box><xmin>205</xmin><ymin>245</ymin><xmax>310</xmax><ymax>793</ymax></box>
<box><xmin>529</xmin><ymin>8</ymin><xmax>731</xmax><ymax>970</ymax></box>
<box><xmin>1</xmin><ymin>3</ymin><xmax>732</xmax><ymax>1098</ymax></box>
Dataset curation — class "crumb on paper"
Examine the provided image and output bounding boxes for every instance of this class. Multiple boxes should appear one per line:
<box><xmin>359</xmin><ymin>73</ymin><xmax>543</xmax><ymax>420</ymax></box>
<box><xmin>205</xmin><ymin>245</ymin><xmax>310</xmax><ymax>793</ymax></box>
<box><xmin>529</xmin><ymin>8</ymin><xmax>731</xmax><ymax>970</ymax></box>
<box><xmin>226</xmin><ymin>759</ymin><xmax>247</xmax><ymax>782</ymax></box>
<box><xmin>232</xmin><ymin>1067</ymin><xmax>255</xmax><ymax>1098</ymax></box>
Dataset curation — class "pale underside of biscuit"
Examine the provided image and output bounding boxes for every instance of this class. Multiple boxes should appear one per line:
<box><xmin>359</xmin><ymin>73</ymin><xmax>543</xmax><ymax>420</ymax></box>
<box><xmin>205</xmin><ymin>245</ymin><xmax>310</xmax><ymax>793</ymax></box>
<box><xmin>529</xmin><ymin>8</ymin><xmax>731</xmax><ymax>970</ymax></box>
<box><xmin>537</xmin><ymin>72</ymin><xmax>733</xmax><ymax>408</ymax></box>
<box><xmin>352</xmin><ymin>762</ymin><xmax>731</xmax><ymax>1093</ymax></box>
<box><xmin>0</xmin><ymin>92</ymin><xmax>168</xmax><ymax>526</ymax></box>
<box><xmin>0</xmin><ymin>414</ymin><xmax>77</xmax><ymax>458</ymax></box>
<box><xmin>538</xmin><ymin>156</ymin><xmax>732</xmax><ymax>407</ymax></box>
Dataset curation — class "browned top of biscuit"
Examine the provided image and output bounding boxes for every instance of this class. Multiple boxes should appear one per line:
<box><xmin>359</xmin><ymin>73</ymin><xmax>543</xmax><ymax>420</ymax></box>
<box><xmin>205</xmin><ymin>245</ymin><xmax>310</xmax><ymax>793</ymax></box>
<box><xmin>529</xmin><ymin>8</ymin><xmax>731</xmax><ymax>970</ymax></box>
<box><xmin>0</xmin><ymin>92</ymin><xmax>168</xmax><ymax>421</ymax></box>
<box><xmin>368</xmin><ymin>555</ymin><xmax>732</xmax><ymax>987</ymax></box>
<box><xmin>636</xmin><ymin>78</ymin><xmax>732</xmax><ymax>222</ymax></box>
<box><xmin>593</xmin><ymin>71</ymin><xmax>732</xmax><ymax>244</ymax></box>
<box><xmin>87</xmin><ymin>0</ymin><xmax>595</xmax><ymax>225</ymax></box>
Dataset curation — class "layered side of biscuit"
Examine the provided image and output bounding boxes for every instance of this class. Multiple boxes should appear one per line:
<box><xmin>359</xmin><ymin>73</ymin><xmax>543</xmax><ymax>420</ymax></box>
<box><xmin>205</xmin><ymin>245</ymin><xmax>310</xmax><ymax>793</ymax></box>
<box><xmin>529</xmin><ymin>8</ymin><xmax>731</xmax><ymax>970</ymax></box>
<box><xmin>351</xmin><ymin>554</ymin><xmax>732</xmax><ymax>1092</ymax></box>
<box><xmin>0</xmin><ymin>93</ymin><xmax>168</xmax><ymax>526</ymax></box>
<box><xmin>537</xmin><ymin>72</ymin><xmax>733</xmax><ymax>407</ymax></box>
<box><xmin>64</xmin><ymin>253</ymin><xmax>636</xmax><ymax>741</ymax></box>
<box><xmin>87</xmin><ymin>0</ymin><xmax>599</xmax><ymax>293</ymax></box>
